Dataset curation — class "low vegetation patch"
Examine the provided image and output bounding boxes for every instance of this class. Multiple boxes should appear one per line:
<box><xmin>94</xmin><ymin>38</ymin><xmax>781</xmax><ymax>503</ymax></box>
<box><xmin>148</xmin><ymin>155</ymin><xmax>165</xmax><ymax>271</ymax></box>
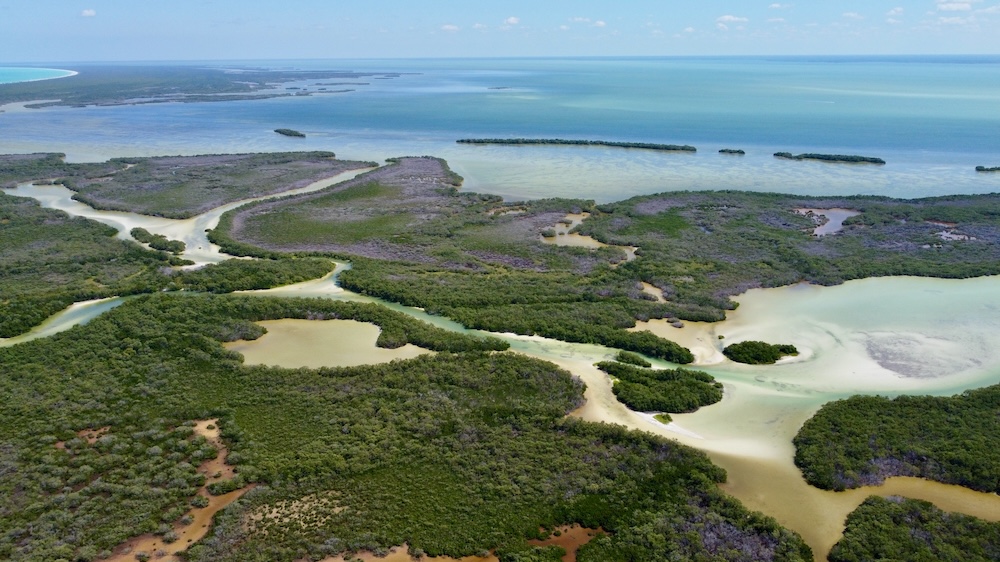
<box><xmin>596</xmin><ymin>361</ymin><xmax>723</xmax><ymax>420</ymax></box>
<box><xmin>829</xmin><ymin>496</ymin><xmax>1000</xmax><ymax>562</ymax></box>
<box><xmin>723</xmin><ymin>341</ymin><xmax>799</xmax><ymax>364</ymax></box>
<box><xmin>794</xmin><ymin>386</ymin><xmax>1000</xmax><ymax>492</ymax></box>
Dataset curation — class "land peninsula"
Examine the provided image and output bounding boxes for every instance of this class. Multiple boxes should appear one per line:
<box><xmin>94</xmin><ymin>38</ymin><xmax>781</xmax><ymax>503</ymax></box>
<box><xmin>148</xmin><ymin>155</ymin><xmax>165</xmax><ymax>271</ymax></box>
<box><xmin>3</xmin><ymin>150</ymin><xmax>1000</xmax><ymax>561</ymax></box>
<box><xmin>0</xmin><ymin>66</ymin><xmax>405</xmax><ymax>108</ymax></box>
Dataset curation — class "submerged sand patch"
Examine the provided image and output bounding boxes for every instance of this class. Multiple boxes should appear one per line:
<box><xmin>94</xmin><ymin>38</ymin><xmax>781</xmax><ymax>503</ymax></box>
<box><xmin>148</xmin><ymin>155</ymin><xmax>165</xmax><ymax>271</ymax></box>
<box><xmin>795</xmin><ymin>208</ymin><xmax>860</xmax><ymax>236</ymax></box>
<box><xmin>224</xmin><ymin>319</ymin><xmax>432</xmax><ymax>369</ymax></box>
<box><xmin>540</xmin><ymin>212</ymin><xmax>638</xmax><ymax>262</ymax></box>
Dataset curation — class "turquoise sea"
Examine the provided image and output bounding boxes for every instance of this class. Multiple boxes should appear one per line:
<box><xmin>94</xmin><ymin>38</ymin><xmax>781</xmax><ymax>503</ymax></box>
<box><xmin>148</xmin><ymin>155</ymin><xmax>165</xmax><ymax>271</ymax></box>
<box><xmin>0</xmin><ymin>67</ymin><xmax>75</xmax><ymax>84</ymax></box>
<box><xmin>1</xmin><ymin>56</ymin><xmax>999</xmax><ymax>201</ymax></box>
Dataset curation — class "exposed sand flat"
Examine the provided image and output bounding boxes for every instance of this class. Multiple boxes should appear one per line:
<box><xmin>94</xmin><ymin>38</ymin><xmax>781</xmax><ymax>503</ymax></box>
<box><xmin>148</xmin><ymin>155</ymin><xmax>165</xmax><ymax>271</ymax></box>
<box><xmin>540</xmin><ymin>212</ymin><xmax>637</xmax><ymax>262</ymax></box>
<box><xmin>106</xmin><ymin>419</ymin><xmax>252</xmax><ymax>562</ymax></box>
<box><xmin>224</xmin><ymin>319</ymin><xmax>432</xmax><ymax>369</ymax></box>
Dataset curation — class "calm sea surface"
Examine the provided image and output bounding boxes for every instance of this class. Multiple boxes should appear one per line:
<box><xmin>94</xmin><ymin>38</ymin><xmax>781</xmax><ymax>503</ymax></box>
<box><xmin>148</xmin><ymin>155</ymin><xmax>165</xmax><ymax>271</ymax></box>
<box><xmin>1</xmin><ymin>56</ymin><xmax>999</xmax><ymax>201</ymax></box>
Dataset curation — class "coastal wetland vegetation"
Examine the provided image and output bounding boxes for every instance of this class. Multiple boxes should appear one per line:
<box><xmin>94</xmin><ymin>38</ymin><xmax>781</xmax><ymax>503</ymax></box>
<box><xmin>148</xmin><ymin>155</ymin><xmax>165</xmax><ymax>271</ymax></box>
<box><xmin>0</xmin><ymin>65</ymin><xmax>405</xmax><ymax>108</ymax></box>
<box><xmin>3</xmin><ymin>149</ymin><xmax>1000</xmax><ymax>559</ymax></box>
<box><xmin>0</xmin><ymin>152</ymin><xmax>375</xmax><ymax>219</ymax></box>
<box><xmin>721</xmin><ymin>341</ymin><xmax>799</xmax><ymax>365</ymax></box>
<box><xmin>0</xmin><ymin>294</ymin><xmax>812</xmax><ymax>561</ymax></box>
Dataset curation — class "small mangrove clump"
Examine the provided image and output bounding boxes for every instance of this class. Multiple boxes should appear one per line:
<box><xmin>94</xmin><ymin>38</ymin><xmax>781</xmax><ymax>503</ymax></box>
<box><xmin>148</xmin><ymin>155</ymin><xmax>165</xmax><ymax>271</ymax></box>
<box><xmin>975</xmin><ymin>166</ymin><xmax>1000</xmax><ymax>173</ymax></box>
<box><xmin>130</xmin><ymin>227</ymin><xmax>186</xmax><ymax>255</ymax></box>
<box><xmin>274</xmin><ymin>128</ymin><xmax>306</xmax><ymax>138</ymax></box>
<box><xmin>615</xmin><ymin>350</ymin><xmax>652</xmax><ymax>368</ymax></box>
<box><xmin>723</xmin><ymin>340</ymin><xmax>799</xmax><ymax>365</ymax></box>
<box><xmin>457</xmin><ymin>138</ymin><xmax>697</xmax><ymax>152</ymax></box>
<box><xmin>719</xmin><ymin>149</ymin><xmax>745</xmax><ymax>155</ymax></box>
<box><xmin>775</xmin><ymin>152</ymin><xmax>885</xmax><ymax>165</ymax></box>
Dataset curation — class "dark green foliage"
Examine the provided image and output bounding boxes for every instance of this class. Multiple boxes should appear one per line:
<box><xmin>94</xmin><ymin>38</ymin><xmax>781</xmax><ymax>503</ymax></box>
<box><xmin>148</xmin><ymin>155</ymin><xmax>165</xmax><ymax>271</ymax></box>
<box><xmin>720</xmin><ymin>149</ymin><xmax>746</xmax><ymax>155</ymax></box>
<box><xmin>829</xmin><ymin>496</ymin><xmax>1000</xmax><ymax>562</ymax></box>
<box><xmin>794</xmin><ymin>386</ymin><xmax>1000</xmax><ymax>492</ymax></box>
<box><xmin>774</xmin><ymin>152</ymin><xmax>885</xmax><ymax>164</ymax></box>
<box><xmin>274</xmin><ymin>128</ymin><xmax>305</xmax><ymax>138</ymax></box>
<box><xmin>596</xmin><ymin>361</ymin><xmax>723</xmax><ymax>414</ymax></box>
<box><xmin>615</xmin><ymin>350</ymin><xmax>652</xmax><ymax>368</ymax></box>
<box><xmin>0</xmin><ymin>191</ymin><xmax>174</xmax><ymax>337</ymax></box>
<box><xmin>131</xmin><ymin>227</ymin><xmax>186</xmax><ymax>254</ymax></box>
<box><xmin>722</xmin><ymin>341</ymin><xmax>799</xmax><ymax>364</ymax></box>
<box><xmin>0</xmin><ymin>294</ymin><xmax>809</xmax><ymax>561</ymax></box>
<box><xmin>457</xmin><ymin>138</ymin><xmax>697</xmax><ymax>152</ymax></box>
<box><xmin>976</xmin><ymin>166</ymin><xmax>1000</xmax><ymax>172</ymax></box>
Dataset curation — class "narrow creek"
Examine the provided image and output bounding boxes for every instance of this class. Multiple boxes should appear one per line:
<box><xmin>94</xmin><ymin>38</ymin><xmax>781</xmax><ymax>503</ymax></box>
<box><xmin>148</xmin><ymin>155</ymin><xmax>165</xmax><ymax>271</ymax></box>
<box><xmin>5</xmin><ymin>178</ymin><xmax>1000</xmax><ymax>561</ymax></box>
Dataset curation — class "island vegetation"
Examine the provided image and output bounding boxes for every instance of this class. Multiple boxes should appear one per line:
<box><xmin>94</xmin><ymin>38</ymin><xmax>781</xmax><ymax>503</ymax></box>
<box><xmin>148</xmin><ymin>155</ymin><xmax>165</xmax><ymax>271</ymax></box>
<box><xmin>722</xmin><ymin>341</ymin><xmax>799</xmax><ymax>364</ymax></box>
<box><xmin>829</xmin><ymin>496</ymin><xmax>1000</xmax><ymax>562</ymax></box>
<box><xmin>130</xmin><ymin>227</ymin><xmax>186</xmax><ymax>254</ymax></box>
<box><xmin>719</xmin><ymin>149</ymin><xmax>746</xmax><ymax>155</ymax></box>
<box><xmin>976</xmin><ymin>166</ymin><xmax>1000</xmax><ymax>172</ymax></box>
<box><xmin>774</xmin><ymin>152</ymin><xmax>886</xmax><ymax>164</ymax></box>
<box><xmin>274</xmin><ymin>128</ymin><xmax>305</xmax><ymax>138</ymax></box>
<box><xmin>793</xmin><ymin>385</ymin><xmax>1000</xmax><ymax>492</ymax></box>
<box><xmin>596</xmin><ymin>361</ymin><xmax>723</xmax><ymax>420</ymax></box>
<box><xmin>614</xmin><ymin>350</ymin><xmax>652</xmax><ymax>368</ymax></box>
<box><xmin>457</xmin><ymin>138</ymin><xmax>697</xmax><ymax>152</ymax></box>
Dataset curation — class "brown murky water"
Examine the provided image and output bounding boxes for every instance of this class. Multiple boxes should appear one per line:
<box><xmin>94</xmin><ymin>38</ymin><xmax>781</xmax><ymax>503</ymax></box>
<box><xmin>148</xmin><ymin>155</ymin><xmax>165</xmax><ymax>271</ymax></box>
<box><xmin>224</xmin><ymin>319</ymin><xmax>432</xmax><ymax>368</ymax></box>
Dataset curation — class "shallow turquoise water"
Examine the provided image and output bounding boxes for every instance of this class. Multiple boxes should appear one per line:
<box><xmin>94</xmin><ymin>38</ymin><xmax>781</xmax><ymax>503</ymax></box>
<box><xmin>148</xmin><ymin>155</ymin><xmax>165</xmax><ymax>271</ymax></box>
<box><xmin>0</xmin><ymin>67</ymin><xmax>74</xmax><ymax>84</ymax></box>
<box><xmin>1</xmin><ymin>56</ymin><xmax>999</xmax><ymax>200</ymax></box>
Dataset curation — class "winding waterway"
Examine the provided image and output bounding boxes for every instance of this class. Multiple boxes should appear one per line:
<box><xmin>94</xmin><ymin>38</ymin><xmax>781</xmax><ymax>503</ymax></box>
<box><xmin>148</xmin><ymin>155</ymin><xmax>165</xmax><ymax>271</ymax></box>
<box><xmin>4</xmin><ymin>176</ymin><xmax>1000</xmax><ymax>560</ymax></box>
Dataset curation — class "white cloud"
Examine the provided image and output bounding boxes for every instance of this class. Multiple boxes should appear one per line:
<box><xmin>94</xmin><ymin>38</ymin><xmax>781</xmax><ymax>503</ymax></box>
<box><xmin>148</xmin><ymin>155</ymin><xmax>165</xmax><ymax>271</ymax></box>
<box><xmin>505</xmin><ymin>16</ymin><xmax>520</xmax><ymax>25</ymax></box>
<box><xmin>767</xmin><ymin>17</ymin><xmax>786</xmax><ymax>23</ymax></box>
<box><xmin>977</xmin><ymin>4</ymin><xmax>1000</xmax><ymax>12</ymax></box>
<box><xmin>717</xmin><ymin>23</ymin><xmax>729</xmax><ymax>31</ymax></box>
<box><xmin>886</xmin><ymin>17</ymin><xmax>902</xmax><ymax>24</ymax></box>
<box><xmin>769</xmin><ymin>3</ymin><xmax>790</xmax><ymax>8</ymax></box>
<box><xmin>938</xmin><ymin>2</ymin><xmax>973</xmax><ymax>11</ymax></box>
<box><xmin>80</xmin><ymin>8</ymin><xmax>96</xmax><ymax>17</ymax></box>
<box><xmin>571</xmin><ymin>17</ymin><xmax>591</xmax><ymax>23</ymax></box>
<box><xmin>842</xmin><ymin>12</ymin><xmax>864</xmax><ymax>20</ymax></box>
<box><xmin>559</xmin><ymin>25</ymin><xmax>569</xmax><ymax>31</ymax></box>
<box><xmin>683</xmin><ymin>26</ymin><xmax>695</xmax><ymax>33</ymax></box>
<box><xmin>716</xmin><ymin>15</ymin><xmax>748</xmax><ymax>23</ymax></box>
<box><xmin>938</xmin><ymin>15</ymin><xmax>971</xmax><ymax>23</ymax></box>
<box><xmin>473</xmin><ymin>23</ymin><xmax>487</xmax><ymax>30</ymax></box>
<box><xmin>594</xmin><ymin>20</ymin><xmax>606</xmax><ymax>27</ymax></box>
<box><xmin>440</xmin><ymin>24</ymin><xmax>459</xmax><ymax>32</ymax></box>
<box><xmin>886</xmin><ymin>7</ymin><xmax>904</xmax><ymax>16</ymax></box>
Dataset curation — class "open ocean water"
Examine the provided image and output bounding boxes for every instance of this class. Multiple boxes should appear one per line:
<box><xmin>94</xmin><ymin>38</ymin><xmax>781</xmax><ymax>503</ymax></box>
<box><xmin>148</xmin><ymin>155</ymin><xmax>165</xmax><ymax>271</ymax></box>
<box><xmin>1</xmin><ymin>56</ymin><xmax>999</xmax><ymax>201</ymax></box>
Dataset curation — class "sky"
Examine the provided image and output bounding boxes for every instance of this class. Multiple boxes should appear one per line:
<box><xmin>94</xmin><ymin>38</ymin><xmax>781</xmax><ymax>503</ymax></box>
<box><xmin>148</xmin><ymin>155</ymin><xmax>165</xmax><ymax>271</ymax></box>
<box><xmin>1</xmin><ymin>1</ymin><xmax>999</xmax><ymax>62</ymax></box>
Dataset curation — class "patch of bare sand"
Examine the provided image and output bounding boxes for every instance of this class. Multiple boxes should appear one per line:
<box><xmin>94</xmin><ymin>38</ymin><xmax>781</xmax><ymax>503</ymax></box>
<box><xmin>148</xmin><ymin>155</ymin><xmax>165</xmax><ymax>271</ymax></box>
<box><xmin>224</xmin><ymin>319</ymin><xmax>432</xmax><ymax>369</ymax></box>
<box><xmin>105</xmin><ymin>419</ymin><xmax>252</xmax><ymax>562</ymax></box>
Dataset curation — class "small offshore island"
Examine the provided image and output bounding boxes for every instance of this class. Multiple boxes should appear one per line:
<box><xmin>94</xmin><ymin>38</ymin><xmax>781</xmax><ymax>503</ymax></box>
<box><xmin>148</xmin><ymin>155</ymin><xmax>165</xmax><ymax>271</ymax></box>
<box><xmin>976</xmin><ymin>166</ymin><xmax>1000</xmax><ymax>172</ymax></box>
<box><xmin>457</xmin><ymin>138</ymin><xmax>698</xmax><ymax>152</ymax></box>
<box><xmin>274</xmin><ymin>128</ymin><xmax>305</xmax><ymax>138</ymax></box>
<box><xmin>774</xmin><ymin>152</ymin><xmax>886</xmax><ymax>165</ymax></box>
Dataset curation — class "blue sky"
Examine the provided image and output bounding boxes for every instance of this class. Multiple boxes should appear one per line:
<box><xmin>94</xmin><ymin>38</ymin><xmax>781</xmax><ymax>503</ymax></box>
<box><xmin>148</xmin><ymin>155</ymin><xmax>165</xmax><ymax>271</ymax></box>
<box><xmin>1</xmin><ymin>1</ymin><xmax>998</xmax><ymax>62</ymax></box>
